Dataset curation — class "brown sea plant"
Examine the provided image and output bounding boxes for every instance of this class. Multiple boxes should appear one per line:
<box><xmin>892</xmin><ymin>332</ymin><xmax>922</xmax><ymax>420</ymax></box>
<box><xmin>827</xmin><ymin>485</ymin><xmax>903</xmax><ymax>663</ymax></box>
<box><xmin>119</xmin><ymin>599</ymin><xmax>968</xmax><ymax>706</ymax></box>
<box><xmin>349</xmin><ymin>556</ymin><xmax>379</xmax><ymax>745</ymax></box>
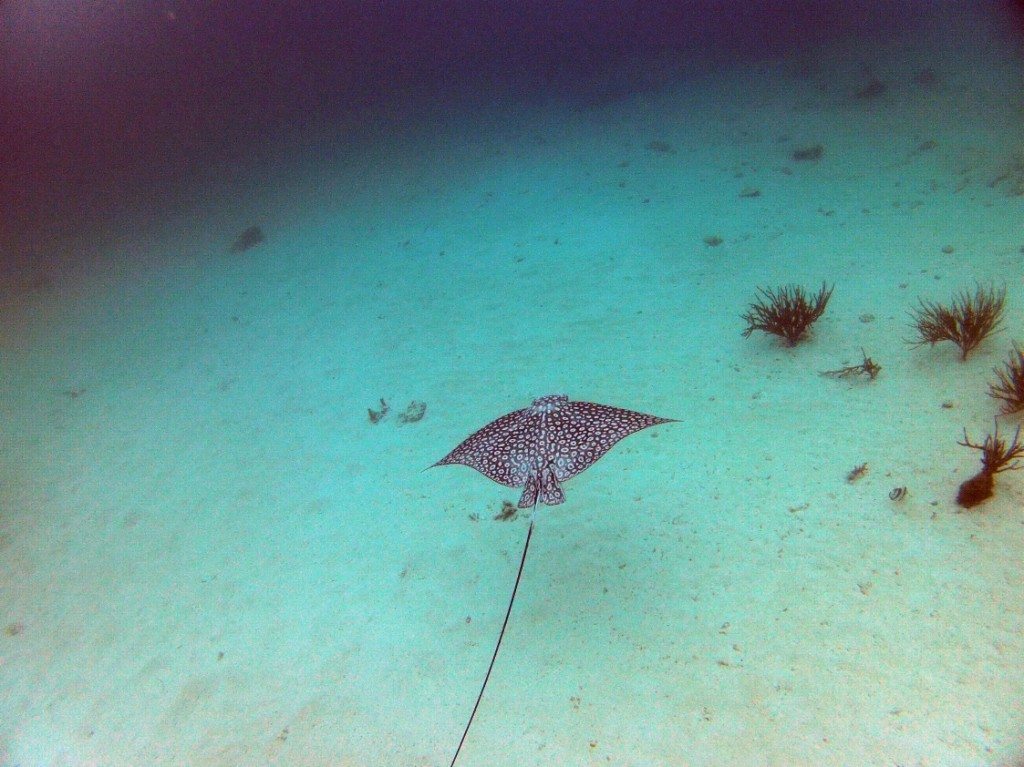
<box><xmin>820</xmin><ymin>348</ymin><xmax>881</xmax><ymax>381</ymax></box>
<box><xmin>956</xmin><ymin>420</ymin><xmax>1024</xmax><ymax>508</ymax></box>
<box><xmin>741</xmin><ymin>282</ymin><xmax>833</xmax><ymax>346</ymax></box>
<box><xmin>989</xmin><ymin>343</ymin><xmax>1024</xmax><ymax>414</ymax></box>
<box><xmin>908</xmin><ymin>283</ymin><xmax>1005</xmax><ymax>360</ymax></box>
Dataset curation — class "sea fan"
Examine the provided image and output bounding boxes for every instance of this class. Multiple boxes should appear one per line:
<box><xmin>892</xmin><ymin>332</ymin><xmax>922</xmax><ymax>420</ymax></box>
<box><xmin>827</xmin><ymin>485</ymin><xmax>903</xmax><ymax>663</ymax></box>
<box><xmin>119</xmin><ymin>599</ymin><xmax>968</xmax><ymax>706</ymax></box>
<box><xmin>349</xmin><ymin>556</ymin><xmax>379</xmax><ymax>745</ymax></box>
<box><xmin>741</xmin><ymin>282</ymin><xmax>833</xmax><ymax>346</ymax></box>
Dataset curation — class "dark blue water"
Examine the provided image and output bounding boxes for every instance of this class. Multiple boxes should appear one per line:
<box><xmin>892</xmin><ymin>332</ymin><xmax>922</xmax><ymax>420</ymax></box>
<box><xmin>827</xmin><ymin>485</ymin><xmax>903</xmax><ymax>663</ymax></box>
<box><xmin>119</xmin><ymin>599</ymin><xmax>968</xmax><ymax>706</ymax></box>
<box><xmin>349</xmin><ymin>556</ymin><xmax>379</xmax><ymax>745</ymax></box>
<box><xmin>2</xmin><ymin>0</ymin><xmax>1007</xmax><ymax>265</ymax></box>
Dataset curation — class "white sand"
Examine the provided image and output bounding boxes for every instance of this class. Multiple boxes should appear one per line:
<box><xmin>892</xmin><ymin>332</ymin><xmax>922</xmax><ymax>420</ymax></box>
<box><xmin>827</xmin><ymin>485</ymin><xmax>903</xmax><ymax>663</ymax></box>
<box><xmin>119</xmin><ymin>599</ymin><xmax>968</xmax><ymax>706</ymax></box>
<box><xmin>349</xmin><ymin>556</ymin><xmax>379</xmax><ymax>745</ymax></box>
<box><xmin>2</xmin><ymin>15</ymin><xmax>1024</xmax><ymax>767</ymax></box>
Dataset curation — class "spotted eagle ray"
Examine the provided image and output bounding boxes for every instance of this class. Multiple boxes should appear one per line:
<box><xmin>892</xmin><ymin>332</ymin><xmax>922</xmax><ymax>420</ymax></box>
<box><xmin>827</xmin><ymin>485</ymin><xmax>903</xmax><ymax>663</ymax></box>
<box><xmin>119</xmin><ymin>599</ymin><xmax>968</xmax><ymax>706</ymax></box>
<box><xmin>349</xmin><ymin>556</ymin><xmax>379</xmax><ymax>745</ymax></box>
<box><xmin>432</xmin><ymin>394</ymin><xmax>675</xmax><ymax>767</ymax></box>
<box><xmin>433</xmin><ymin>393</ymin><xmax>675</xmax><ymax>507</ymax></box>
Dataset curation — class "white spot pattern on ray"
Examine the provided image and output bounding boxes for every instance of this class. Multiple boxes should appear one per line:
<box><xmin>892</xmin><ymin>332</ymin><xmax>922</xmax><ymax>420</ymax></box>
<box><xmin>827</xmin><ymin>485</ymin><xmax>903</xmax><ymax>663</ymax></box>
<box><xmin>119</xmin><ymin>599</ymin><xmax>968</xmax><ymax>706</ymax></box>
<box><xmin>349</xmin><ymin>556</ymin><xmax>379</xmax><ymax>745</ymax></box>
<box><xmin>434</xmin><ymin>394</ymin><xmax>675</xmax><ymax>507</ymax></box>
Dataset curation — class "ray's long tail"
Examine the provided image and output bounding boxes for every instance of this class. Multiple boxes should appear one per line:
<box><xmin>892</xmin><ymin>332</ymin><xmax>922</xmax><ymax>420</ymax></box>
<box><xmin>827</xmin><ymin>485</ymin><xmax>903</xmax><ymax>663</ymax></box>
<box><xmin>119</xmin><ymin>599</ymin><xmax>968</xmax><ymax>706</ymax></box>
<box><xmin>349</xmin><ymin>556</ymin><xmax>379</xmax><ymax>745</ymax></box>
<box><xmin>448</xmin><ymin>518</ymin><xmax>535</xmax><ymax>767</ymax></box>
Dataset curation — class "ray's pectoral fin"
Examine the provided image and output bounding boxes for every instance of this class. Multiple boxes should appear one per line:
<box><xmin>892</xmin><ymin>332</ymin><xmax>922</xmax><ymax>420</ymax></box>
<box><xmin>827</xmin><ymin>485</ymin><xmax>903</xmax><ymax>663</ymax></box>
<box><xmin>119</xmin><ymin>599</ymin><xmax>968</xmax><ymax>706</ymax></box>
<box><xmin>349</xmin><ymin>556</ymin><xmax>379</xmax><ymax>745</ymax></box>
<box><xmin>518</xmin><ymin>465</ymin><xmax>566</xmax><ymax>508</ymax></box>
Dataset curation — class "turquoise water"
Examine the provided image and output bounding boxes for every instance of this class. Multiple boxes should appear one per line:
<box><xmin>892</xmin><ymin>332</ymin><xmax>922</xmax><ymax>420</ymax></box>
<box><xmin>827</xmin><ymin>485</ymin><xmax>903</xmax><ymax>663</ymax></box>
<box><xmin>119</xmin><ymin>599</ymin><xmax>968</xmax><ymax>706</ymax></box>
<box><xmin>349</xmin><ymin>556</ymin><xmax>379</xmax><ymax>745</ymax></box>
<box><xmin>2</xmin><ymin>3</ymin><xmax>1024</xmax><ymax>765</ymax></box>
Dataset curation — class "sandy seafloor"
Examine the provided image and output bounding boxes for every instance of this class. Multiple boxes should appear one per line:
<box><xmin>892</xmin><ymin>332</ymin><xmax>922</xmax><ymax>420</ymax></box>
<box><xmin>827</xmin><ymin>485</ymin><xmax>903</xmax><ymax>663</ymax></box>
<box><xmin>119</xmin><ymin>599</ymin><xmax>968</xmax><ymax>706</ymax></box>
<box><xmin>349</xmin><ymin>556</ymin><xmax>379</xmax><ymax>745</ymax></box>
<box><xmin>3</xmin><ymin>17</ymin><xmax>1024</xmax><ymax>767</ymax></box>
